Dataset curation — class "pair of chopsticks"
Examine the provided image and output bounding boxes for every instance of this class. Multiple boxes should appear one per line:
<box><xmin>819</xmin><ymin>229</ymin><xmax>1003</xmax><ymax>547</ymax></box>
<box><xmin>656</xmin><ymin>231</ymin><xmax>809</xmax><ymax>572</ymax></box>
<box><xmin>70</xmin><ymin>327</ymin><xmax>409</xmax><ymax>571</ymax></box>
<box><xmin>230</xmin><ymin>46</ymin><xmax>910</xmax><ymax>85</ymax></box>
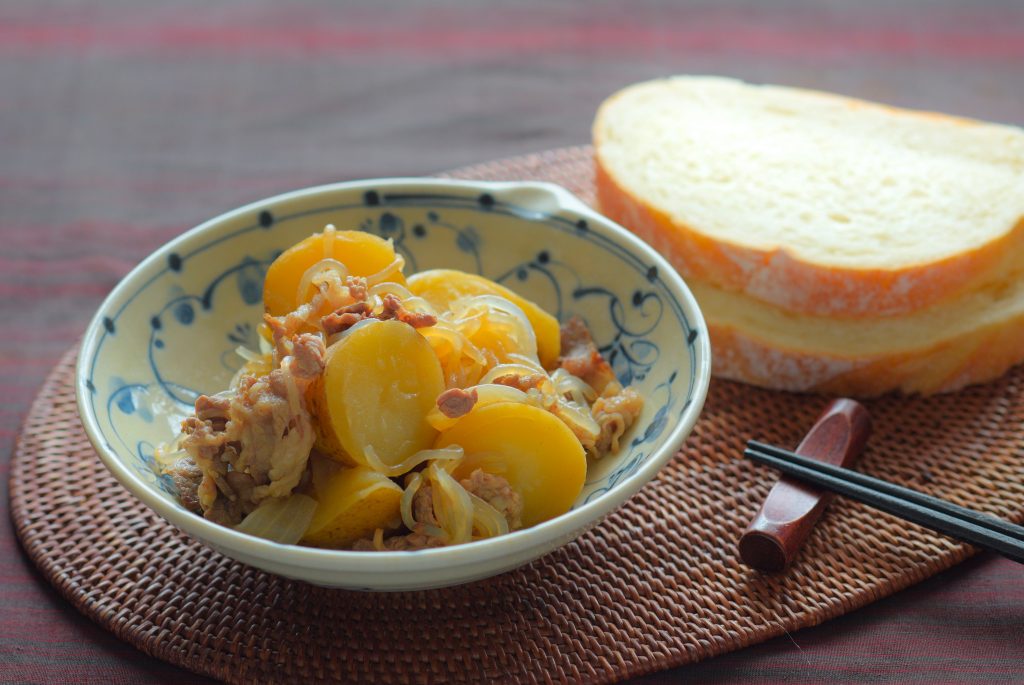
<box><xmin>745</xmin><ymin>440</ymin><xmax>1024</xmax><ymax>564</ymax></box>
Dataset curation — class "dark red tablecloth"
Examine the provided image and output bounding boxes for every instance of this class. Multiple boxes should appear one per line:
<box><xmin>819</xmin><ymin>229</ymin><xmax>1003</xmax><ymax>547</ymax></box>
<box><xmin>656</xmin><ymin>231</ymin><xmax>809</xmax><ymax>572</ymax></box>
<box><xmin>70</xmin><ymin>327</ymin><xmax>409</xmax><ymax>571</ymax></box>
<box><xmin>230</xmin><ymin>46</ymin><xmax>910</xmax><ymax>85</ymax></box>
<box><xmin>3</xmin><ymin>1</ymin><xmax>1023</xmax><ymax>682</ymax></box>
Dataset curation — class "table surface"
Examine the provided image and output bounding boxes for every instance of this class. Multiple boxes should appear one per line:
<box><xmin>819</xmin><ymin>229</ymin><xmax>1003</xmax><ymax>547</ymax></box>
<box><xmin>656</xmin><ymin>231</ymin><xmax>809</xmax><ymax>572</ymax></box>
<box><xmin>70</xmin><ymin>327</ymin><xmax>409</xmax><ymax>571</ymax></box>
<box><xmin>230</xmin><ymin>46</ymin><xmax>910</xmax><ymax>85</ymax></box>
<box><xmin>3</xmin><ymin>1</ymin><xmax>1024</xmax><ymax>683</ymax></box>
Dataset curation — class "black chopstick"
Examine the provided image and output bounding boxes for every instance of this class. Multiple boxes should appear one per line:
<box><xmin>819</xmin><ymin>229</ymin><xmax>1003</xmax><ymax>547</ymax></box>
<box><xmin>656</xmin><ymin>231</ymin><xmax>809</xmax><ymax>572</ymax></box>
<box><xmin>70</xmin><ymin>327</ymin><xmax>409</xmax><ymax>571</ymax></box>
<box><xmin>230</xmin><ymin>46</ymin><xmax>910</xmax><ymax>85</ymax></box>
<box><xmin>748</xmin><ymin>440</ymin><xmax>1024</xmax><ymax>543</ymax></box>
<box><xmin>744</xmin><ymin>440</ymin><xmax>1024</xmax><ymax>564</ymax></box>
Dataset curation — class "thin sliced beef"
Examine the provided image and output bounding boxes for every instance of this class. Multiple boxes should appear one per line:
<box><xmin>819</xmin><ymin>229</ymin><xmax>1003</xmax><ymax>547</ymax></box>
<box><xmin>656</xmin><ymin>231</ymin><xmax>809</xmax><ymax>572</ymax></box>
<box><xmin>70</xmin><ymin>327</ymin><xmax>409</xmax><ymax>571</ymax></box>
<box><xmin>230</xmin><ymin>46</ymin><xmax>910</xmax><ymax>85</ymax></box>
<box><xmin>379</xmin><ymin>293</ymin><xmax>437</xmax><ymax>328</ymax></box>
<box><xmin>557</xmin><ymin>316</ymin><xmax>619</xmax><ymax>395</ymax></box>
<box><xmin>178</xmin><ymin>335</ymin><xmax>326</xmax><ymax>525</ymax></box>
<box><xmin>460</xmin><ymin>469</ymin><xmax>523</xmax><ymax>531</ymax></box>
<box><xmin>164</xmin><ymin>457</ymin><xmax>204</xmax><ymax>514</ymax></box>
<box><xmin>490</xmin><ymin>373</ymin><xmax>546</xmax><ymax>392</ymax></box>
<box><xmin>436</xmin><ymin>388</ymin><xmax>478</xmax><ymax>418</ymax></box>
<box><xmin>591</xmin><ymin>386</ymin><xmax>644</xmax><ymax>456</ymax></box>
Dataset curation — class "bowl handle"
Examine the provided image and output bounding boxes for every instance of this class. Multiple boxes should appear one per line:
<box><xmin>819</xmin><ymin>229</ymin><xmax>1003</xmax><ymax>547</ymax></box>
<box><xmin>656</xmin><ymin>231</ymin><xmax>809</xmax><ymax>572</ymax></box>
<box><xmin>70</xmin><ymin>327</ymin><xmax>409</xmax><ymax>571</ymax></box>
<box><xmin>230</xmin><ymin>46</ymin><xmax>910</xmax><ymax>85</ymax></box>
<box><xmin>476</xmin><ymin>180</ymin><xmax>594</xmax><ymax>218</ymax></box>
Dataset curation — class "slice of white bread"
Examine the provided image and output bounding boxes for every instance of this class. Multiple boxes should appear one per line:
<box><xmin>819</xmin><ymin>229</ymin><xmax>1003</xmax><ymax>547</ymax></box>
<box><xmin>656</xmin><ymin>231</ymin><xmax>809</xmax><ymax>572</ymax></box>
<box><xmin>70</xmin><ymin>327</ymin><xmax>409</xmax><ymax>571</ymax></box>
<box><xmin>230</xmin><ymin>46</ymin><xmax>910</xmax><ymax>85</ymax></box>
<box><xmin>593</xmin><ymin>76</ymin><xmax>1024</xmax><ymax>395</ymax></box>
<box><xmin>594</xmin><ymin>76</ymin><xmax>1024</xmax><ymax>318</ymax></box>
<box><xmin>692</xmin><ymin>277</ymin><xmax>1024</xmax><ymax>395</ymax></box>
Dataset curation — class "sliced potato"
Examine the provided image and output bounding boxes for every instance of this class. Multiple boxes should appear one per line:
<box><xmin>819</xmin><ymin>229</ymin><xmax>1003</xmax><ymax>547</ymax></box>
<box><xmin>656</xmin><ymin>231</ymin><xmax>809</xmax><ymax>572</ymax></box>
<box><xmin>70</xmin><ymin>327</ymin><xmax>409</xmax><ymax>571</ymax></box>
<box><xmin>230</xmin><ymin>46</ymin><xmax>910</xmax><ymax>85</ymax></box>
<box><xmin>264</xmin><ymin>229</ymin><xmax>405</xmax><ymax>316</ymax></box>
<box><xmin>407</xmin><ymin>269</ymin><xmax>560</xmax><ymax>368</ymax></box>
<box><xmin>302</xmin><ymin>462</ymin><xmax>402</xmax><ymax>548</ymax></box>
<box><xmin>309</xmin><ymin>319</ymin><xmax>444</xmax><ymax>472</ymax></box>
<box><xmin>435</xmin><ymin>402</ymin><xmax>586</xmax><ymax>528</ymax></box>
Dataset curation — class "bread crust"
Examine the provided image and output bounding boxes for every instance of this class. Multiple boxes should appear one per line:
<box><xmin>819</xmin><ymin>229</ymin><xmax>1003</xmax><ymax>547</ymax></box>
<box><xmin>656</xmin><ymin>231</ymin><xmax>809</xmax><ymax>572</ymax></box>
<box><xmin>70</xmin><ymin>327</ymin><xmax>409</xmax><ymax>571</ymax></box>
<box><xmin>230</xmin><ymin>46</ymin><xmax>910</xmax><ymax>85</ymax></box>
<box><xmin>707</xmin><ymin>311</ymin><xmax>1024</xmax><ymax>397</ymax></box>
<box><xmin>594</xmin><ymin>150</ymin><xmax>1024</xmax><ymax>319</ymax></box>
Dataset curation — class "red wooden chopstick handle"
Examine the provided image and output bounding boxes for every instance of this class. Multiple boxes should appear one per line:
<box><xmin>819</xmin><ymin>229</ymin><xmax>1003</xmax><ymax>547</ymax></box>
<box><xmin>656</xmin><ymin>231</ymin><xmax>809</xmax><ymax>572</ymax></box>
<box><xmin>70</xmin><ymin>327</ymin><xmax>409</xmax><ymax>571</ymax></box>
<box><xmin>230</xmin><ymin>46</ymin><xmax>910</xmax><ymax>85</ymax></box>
<box><xmin>738</xmin><ymin>398</ymin><xmax>872</xmax><ymax>572</ymax></box>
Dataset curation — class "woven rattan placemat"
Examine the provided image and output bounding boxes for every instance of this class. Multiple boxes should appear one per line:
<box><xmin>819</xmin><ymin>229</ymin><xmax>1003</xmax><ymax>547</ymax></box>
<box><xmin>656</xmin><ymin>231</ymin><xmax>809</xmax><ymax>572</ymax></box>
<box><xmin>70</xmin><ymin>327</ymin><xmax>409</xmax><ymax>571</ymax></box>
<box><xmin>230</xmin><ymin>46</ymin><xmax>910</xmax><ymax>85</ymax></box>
<box><xmin>11</xmin><ymin>147</ymin><xmax>1024</xmax><ymax>684</ymax></box>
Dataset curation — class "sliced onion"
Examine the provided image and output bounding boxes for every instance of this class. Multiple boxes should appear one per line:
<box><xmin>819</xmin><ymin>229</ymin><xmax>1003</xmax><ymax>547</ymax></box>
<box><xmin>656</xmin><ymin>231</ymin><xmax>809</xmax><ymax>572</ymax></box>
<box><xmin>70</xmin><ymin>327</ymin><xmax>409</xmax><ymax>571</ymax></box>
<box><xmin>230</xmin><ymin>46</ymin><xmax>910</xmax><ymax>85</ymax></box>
<box><xmin>368</xmin><ymin>281</ymin><xmax>414</xmax><ymax>301</ymax></box>
<box><xmin>416</xmin><ymin>446</ymin><xmax>465</xmax><ymax>472</ymax></box>
<box><xmin>235</xmin><ymin>345</ymin><xmax>264</xmax><ymax>364</ymax></box>
<box><xmin>234</xmin><ymin>494</ymin><xmax>318</xmax><ymax>544</ymax></box>
<box><xmin>372</xmin><ymin>526</ymin><xmax>386</xmax><ymax>551</ymax></box>
<box><xmin>480</xmin><ymin>363</ymin><xmax>548</xmax><ymax>385</ymax></box>
<box><xmin>505</xmin><ymin>353</ymin><xmax>546</xmax><ymax>372</ymax></box>
<box><xmin>363</xmin><ymin>444</ymin><xmax>463</xmax><ymax>478</ymax></box>
<box><xmin>461</xmin><ymin>339</ymin><xmax>487</xmax><ymax>367</ymax></box>
<box><xmin>296</xmin><ymin>257</ymin><xmax>350</xmax><ymax>307</ymax></box>
<box><xmin>479</xmin><ymin>364</ymin><xmax>556</xmax><ymax>399</ymax></box>
<box><xmin>154</xmin><ymin>444</ymin><xmax>188</xmax><ymax>470</ymax></box>
<box><xmin>367</xmin><ymin>288</ymin><xmax>436</xmax><ymax>318</ymax></box>
<box><xmin>452</xmin><ymin>311</ymin><xmax>483</xmax><ymax>338</ymax></box>
<box><xmin>419</xmin><ymin>523</ymin><xmax>447</xmax><ymax>540</ymax></box>
<box><xmin>422</xmin><ymin>319</ymin><xmax>465</xmax><ymax>357</ymax></box>
<box><xmin>322</xmin><ymin>223</ymin><xmax>336</xmax><ymax>258</ymax></box>
<box><xmin>524</xmin><ymin>387</ymin><xmax>551</xmax><ymax>409</ymax></box>
<box><xmin>552</xmin><ymin>398</ymin><xmax>601</xmax><ymax>445</ymax></box>
<box><xmin>426</xmin><ymin>384</ymin><xmax>528</xmax><ymax>431</ymax></box>
<box><xmin>400</xmin><ymin>295</ymin><xmax>438</xmax><ymax>315</ymax></box>
<box><xmin>365</xmin><ymin>252</ymin><xmax>406</xmax><ymax>286</ymax></box>
<box><xmin>232</xmin><ymin>346</ymin><xmax>274</xmax><ymax>386</ymax></box>
<box><xmin>400</xmin><ymin>471</ymin><xmax>424</xmax><ymax>531</ymax></box>
<box><xmin>428</xmin><ymin>462</ymin><xmax>473</xmax><ymax>545</ymax></box>
<box><xmin>229</xmin><ymin>365</ymin><xmax>248</xmax><ymax>390</ymax></box>
<box><xmin>451</xmin><ymin>294</ymin><xmax>538</xmax><ymax>359</ymax></box>
<box><xmin>469</xmin><ymin>492</ymin><xmax>510</xmax><ymax>539</ymax></box>
<box><xmin>422</xmin><ymin>321</ymin><xmax>487</xmax><ymax>388</ymax></box>
<box><xmin>551</xmin><ymin>368</ymin><xmax>597</xmax><ymax>405</ymax></box>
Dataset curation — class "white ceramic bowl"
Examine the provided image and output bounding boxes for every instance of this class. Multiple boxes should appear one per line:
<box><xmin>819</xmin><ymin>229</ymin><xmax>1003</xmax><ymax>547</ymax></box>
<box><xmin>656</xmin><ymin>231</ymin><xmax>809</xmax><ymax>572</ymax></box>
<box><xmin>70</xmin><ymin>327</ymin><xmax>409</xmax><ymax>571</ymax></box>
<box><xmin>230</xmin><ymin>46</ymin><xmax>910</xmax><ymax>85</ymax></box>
<box><xmin>76</xmin><ymin>178</ymin><xmax>710</xmax><ymax>591</ymax></box>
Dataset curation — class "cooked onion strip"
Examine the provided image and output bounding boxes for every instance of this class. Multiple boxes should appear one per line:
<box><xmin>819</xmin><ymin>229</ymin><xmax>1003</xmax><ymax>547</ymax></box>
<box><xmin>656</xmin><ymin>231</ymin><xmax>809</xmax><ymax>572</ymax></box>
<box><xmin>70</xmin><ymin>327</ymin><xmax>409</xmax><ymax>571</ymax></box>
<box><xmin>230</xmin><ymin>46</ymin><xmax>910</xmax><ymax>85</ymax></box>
<box><xmin>368</xmin><ymin>281</ymin><xmax>413</xmax><ymax>301</ymax></box>
<box><xmin>398</xmin><ymin>295</ymin><xmax>437</xmax><ymax>315</ymax></box>
<box><xmin>365</xmin><ymin>251</ymin><xmax>406</xmax><ymax>286</ymax></box>
<box><xmin>428</xmin><ymin>462</ymin><xmax>474</xmax><ymax>545</ymax></box>
<box><xmin>480</xmin><ymin>363</ymin><xmax>549</xmax><ymax>385</ymax></box>
<box><xmin>551</xmin><ymin>367</ymin><xmax>597</xmax><ymax>405</ymax></box>
<box><xmin>296</xmin><ymin>258</ymin><xmax>349</xmax><ymax>307</ymax></box>
<box><xmin>451</xmin><ymin>295</ymin><xmax>538</xmax><ymax>360</ymax></box>
<box><xmin>154</xmin><ymin>444</ymin><xmax>188</xmax><ymax>470</ymax></box>
<box><xmin>469</xmin><ymin>492</ymin><xmax>510</xmax><ymax>539</ymax></box>
<box><xmin>422</xmin><ymin>319</ymin><xmax>487</xmax><ymax>388</ymax></box>
<box><xmin>231</xmin><ymin>345</ymin><xmax>274</xmax><ymax>387</ymax></box>
<box><xmin>234</xmin><ymin>494</ymin><xmax>318</xmax><ymax>544</ymax></box>
<box><xmin>322</xmin><ymin>223</ymin><xmax>336</xmax><ymax>258</ymax></box>
<box><xmin>505</xmin><ymin>352</ymin><xmax>544</xmax><ymax>371</ymax></box>
<box><xmin>372</xmin><ymin>526</ymin><xmax>386</xmax><ymax>551</ymax></box>
<box><xmin>363</xmin><ymin>444</ymin><xmax>463</xmax><ymax>478</ymax></box>
<box><xmin>235</xmin><ymin>345</ymin><xmax>264</xmax><ymax>364</ymax></box>
<box><xmin>400</xmin><ymin>471</ymin><xmax>424</xmax><ymax>531</ymax></box>
<box><xmin>552</xmin><ymin>399</ymin><xmax>601</xmax><ymax>447</ymax></box>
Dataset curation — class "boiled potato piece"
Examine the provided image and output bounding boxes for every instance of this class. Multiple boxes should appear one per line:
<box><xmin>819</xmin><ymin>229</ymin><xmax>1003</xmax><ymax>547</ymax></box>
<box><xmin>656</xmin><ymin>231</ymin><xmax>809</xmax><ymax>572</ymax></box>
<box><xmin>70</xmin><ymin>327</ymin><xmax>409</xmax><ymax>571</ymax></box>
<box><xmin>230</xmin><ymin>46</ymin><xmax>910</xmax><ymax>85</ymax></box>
<box><xmin>302</xmin><ymin>462</ymin><xmax>402</xmax><ymax>547</ymax></box>
<box><xmin>264</xmin><ymin>229</ymin><xmax>405</xmax><ymax>316</ymax></box>
<box><xmin>407</xmin><ymin>269</ymin><xmax>560</xmax><ymax>368</ymax></box>
<box><xmin>309</xmin><ymin>319</ymin><xmax>444</xmax><ymax>471</ymax></box>
<box><xmin>436</xmin><ymin>402</ymin><xmax>586</xmax><ymax>528</ymax></box>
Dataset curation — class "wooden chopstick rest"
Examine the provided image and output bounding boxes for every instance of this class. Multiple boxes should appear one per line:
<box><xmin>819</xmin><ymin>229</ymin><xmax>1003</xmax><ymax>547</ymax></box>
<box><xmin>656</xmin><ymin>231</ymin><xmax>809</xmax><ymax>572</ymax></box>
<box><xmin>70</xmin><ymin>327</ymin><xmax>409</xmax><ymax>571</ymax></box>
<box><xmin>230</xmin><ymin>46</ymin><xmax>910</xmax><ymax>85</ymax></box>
<box><xmin>738</xmin><ymin>398</ymin><xmax>872</xmax><ymax>572</ymax></box>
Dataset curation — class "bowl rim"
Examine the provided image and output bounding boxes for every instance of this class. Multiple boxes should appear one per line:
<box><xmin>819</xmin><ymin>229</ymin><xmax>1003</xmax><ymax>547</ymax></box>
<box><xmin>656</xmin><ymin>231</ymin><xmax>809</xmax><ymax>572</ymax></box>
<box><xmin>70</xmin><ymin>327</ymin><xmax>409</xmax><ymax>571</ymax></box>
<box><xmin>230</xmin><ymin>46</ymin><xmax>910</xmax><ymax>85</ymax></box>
<box><xmin>76</xmin><ymin>176</ymin><xmax>711</xmax><ymax>573</ymax></box>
